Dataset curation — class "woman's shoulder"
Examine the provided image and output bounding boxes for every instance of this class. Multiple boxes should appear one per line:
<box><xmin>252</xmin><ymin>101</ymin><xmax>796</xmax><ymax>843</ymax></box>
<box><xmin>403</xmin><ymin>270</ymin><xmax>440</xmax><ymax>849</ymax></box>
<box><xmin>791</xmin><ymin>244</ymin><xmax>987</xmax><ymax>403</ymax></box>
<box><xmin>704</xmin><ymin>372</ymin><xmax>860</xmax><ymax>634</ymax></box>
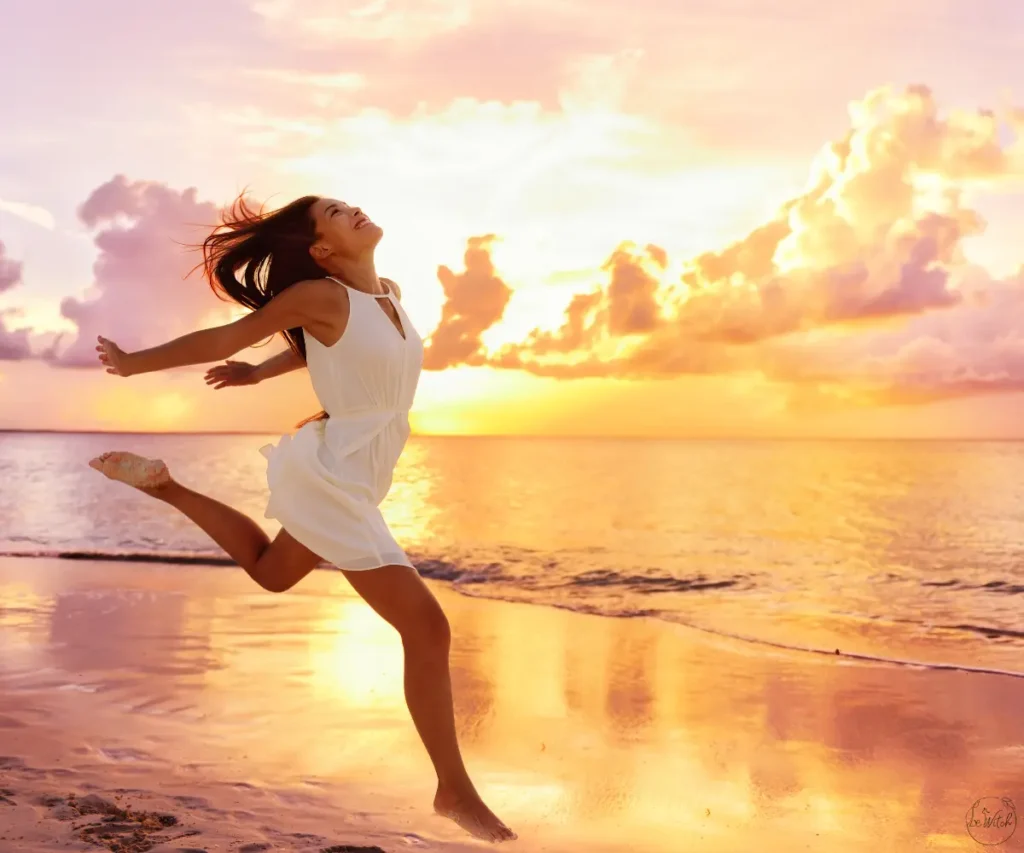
<box><xmin>270</xmin><ymin>278</ymin><xmax>349</xmax><ymax>324</ymax></box>
<box><xmin>380</xmin><ymin>277</ymin><xmax>402</xmax><ymax>300</ymax></box>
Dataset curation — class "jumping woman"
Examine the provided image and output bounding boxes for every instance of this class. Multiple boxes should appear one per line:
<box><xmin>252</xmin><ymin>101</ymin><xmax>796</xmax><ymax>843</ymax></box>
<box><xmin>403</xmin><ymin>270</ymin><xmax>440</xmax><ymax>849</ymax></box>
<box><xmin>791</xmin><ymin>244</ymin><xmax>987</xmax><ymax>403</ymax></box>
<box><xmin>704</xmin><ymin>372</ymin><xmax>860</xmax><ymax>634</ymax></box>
<box><xmin>88</xmin><ymin>194</ymin><xmax>517</xmax><ymax>844</ymax></box>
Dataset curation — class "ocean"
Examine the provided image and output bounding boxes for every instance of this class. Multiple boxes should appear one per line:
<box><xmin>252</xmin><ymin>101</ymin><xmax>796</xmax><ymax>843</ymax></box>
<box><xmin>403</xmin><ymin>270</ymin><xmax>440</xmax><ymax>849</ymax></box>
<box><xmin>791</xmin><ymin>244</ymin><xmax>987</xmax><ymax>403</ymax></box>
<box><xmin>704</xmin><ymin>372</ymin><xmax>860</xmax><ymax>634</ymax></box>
<box><xmin>2</xmin><ymin>431</ymin><xmax>1022</xmax><ymax>677</ymax></box>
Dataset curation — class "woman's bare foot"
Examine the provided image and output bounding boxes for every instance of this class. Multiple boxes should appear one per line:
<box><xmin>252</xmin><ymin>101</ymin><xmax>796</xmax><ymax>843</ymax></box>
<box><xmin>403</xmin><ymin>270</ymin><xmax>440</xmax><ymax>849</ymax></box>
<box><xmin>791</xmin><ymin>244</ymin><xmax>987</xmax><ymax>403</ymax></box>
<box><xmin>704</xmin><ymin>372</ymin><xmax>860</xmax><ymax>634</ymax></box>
<box><xmin>434</xmin><ymin>783</ymin><xmax>516</xmax><ymax>843</ymax></box>
<box><xmin>88</xmin><ymin>451</ymin><xmax>171</xmax><ymax>491</ymax></box>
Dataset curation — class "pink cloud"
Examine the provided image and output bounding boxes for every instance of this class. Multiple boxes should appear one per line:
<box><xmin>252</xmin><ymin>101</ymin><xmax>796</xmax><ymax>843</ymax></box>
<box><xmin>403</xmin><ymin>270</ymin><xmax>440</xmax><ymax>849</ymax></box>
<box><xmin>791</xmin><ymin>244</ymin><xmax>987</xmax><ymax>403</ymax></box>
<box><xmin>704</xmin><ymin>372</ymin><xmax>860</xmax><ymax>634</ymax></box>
<box><xmin>0</xmin><ymin>241</ymin><xmax>21</xmax><ymax>294</ymax></box>
<box><xmin>245</xmin><ymin>0</ymin><xmax>1022</xmax><ymax>168</ymax></box>
<box><xmin>249</xmin><ymin>1</ymin><xmax>609</xmax><ymax>114</ymax></box>
<box><xmin>0</xmin><ymin>241</ymin><xmax>32</xmax><ymax>360</ymax></box>
<box><xmin>728</xmin><ymin>258</ymin><xmax>1024</xmax><ymax>415</ymax></box>
<box><xmin>792</xmin><ymin>274</ymin><xmax>1024</xmax><ymax>405</ymax></box>
<box><xmin>54</xmin><ymin>176</ymin><xmax>228</xmax><ymax>368</ymax></box>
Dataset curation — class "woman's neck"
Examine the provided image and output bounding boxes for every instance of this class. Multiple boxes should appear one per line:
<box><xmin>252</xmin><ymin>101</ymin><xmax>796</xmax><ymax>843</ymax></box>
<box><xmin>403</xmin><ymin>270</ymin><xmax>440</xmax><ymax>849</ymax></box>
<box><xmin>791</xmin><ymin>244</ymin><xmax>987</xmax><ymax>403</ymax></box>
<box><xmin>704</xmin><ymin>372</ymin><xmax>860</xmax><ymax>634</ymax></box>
<box><xmin>322</xmin><ymin>257</ymin><xmax>382</xmax><ymax>294</ymax></box>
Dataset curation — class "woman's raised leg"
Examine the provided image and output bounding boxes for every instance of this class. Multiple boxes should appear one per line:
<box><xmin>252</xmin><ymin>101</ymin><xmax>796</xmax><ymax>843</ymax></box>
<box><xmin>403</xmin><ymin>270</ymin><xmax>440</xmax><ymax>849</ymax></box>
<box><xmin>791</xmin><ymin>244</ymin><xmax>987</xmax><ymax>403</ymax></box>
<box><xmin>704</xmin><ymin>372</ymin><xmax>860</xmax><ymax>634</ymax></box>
<box><xmin>342</xmin><ymin>564</ymin><xmax>517</xmax><ymax>843</ymax></box>
<box><xmin>89</xmin><ymin>451</ymin><xmax>321</xmax><ymax>592</ymax></box>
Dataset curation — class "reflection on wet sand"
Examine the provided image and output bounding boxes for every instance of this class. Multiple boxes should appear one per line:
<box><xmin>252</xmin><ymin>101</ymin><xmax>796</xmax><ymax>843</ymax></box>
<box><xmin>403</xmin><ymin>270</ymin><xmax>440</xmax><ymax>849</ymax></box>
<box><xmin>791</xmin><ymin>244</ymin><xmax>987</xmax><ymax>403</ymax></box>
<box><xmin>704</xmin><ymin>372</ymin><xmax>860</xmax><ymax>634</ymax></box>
<box><xmin>0</xmin><ymin>557</ymin><xmax>1021</xmax><ymax>852</ymax></box>
<box><xmin>49</xmin><ymin>588</ymin><xmax>191</xmax><ymax>674</ymax></box>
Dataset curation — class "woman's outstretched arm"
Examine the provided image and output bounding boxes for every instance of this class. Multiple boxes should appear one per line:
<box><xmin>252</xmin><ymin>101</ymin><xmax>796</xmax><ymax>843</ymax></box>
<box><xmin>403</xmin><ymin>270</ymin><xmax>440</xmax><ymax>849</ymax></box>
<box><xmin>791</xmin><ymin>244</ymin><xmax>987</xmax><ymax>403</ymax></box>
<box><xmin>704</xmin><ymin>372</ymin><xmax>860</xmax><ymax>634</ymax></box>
<box><xmin>97</xmin><ymin>280</ymin><xmax>339</xmax><ymax>377</ymax></box>
<box><xmin>203</xmin><ymin>348</ymin><xmax>305</xmax><ymax>389</ymax></box>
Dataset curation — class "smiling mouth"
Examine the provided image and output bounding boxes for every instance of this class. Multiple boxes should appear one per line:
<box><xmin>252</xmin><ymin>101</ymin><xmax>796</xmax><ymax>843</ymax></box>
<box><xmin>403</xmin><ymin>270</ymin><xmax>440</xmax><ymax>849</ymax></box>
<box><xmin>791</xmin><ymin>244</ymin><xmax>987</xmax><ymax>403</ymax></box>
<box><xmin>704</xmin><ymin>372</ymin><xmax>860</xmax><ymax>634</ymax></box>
<box><xmin>355</xmin><ymin>218</ymin><xmax>372</xmax><ymax>230</ymax></box>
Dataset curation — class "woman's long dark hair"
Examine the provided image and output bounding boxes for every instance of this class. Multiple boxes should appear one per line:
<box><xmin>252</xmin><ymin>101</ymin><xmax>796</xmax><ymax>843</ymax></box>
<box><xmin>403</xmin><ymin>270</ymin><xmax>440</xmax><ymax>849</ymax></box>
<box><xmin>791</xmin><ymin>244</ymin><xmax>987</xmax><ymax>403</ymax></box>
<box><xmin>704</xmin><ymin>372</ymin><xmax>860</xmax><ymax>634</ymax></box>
<box><xmin>201</xmin><ymin>193</ymin><xmax>328</xmax><ymax>426</ymax></box>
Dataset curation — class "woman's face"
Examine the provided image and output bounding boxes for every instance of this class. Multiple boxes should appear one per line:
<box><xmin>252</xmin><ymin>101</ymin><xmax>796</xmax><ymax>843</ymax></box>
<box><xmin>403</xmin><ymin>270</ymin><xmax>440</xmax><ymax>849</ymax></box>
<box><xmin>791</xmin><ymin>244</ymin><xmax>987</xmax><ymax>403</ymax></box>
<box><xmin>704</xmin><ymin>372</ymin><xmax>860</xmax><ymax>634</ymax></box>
<box><xmin>309</xmin><ymin>197</ymin><xmax>383</xmax><ymax>261</ymax></box>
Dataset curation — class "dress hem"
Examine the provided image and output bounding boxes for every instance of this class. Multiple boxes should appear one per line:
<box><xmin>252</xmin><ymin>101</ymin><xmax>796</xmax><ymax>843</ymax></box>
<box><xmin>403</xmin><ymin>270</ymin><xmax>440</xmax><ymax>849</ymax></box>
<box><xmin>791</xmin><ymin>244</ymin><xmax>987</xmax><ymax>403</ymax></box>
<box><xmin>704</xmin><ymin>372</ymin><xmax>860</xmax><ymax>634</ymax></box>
<box><xmin>267</xmin><ymin>509</ymin><xmax>413</xmax><ymax>572</ymax></box>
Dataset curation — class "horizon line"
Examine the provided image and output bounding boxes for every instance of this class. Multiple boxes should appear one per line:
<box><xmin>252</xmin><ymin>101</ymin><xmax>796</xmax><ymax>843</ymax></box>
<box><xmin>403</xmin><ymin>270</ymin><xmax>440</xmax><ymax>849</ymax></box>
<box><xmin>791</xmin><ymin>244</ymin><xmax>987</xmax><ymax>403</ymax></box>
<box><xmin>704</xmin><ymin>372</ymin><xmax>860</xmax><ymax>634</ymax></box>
<box><xmin>2</xmin><ymin>428</ymin><xmax>1024</xmax><ymax>442</ymax></box>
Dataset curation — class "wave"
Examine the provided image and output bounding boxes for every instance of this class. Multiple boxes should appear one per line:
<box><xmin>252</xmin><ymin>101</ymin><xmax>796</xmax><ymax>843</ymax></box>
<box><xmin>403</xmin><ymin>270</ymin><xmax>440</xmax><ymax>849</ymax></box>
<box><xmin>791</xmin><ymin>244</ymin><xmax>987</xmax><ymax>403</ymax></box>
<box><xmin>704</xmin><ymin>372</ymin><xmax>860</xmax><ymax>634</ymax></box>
<box><xmin>565</xmin><ymin>568</ymin><xmax>743</xmax><ymax>593</ymax></box>
<box><xmin>0</xmin><ymin>548</ymin><xmax>236</xmax><ymax>566</ymax></box>
<box><xmin>2</xmin><ymin>547</ymin><xmax>1021</xmax><ymax>681</ymax></box>
<box><xmin>922</xmin><ymin>578</ymin><xmax>1024</xmax><ymax>595</ymax></box>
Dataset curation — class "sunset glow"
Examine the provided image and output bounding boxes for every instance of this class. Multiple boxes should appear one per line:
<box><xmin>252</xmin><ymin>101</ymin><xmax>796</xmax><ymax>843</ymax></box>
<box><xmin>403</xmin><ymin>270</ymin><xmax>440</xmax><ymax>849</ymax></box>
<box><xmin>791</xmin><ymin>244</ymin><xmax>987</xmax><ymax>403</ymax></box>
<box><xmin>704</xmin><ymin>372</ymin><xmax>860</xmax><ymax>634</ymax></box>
<box><xmin>3</xmin><ymin>0</ymin><xmax>1024</xmax><ymax>436</ymax></box>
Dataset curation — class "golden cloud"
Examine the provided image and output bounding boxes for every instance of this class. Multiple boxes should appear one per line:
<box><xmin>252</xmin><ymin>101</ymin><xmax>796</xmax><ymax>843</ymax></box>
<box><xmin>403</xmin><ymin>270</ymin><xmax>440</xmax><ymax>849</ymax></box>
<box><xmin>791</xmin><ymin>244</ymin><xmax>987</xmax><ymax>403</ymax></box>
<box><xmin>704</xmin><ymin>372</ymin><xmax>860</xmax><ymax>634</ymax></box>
<box><xmin>426</xmin><ymin>86</ymin><xmax>1024</xmax><ymax>404</ymax></box>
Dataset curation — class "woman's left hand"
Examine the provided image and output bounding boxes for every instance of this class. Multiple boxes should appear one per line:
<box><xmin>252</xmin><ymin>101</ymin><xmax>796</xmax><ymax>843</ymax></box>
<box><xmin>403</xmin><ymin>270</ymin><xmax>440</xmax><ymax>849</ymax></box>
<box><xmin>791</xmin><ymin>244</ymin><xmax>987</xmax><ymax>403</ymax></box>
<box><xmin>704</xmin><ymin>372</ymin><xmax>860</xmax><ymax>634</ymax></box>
<box><xmin>96</xmin><ymin>335</ymin><xmax>133</xmax><ymax>376</ymax></box>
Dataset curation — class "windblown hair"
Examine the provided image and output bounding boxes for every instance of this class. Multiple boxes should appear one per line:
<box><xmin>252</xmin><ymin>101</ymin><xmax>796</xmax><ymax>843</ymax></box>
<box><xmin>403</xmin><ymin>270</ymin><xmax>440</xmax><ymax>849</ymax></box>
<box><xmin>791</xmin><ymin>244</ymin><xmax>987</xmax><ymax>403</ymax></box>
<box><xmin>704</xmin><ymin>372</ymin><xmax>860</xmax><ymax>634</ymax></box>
<box><xmin>201</xmin><ymin>193</ymin><xmax>327</xmax><ymax>426</ymax></box>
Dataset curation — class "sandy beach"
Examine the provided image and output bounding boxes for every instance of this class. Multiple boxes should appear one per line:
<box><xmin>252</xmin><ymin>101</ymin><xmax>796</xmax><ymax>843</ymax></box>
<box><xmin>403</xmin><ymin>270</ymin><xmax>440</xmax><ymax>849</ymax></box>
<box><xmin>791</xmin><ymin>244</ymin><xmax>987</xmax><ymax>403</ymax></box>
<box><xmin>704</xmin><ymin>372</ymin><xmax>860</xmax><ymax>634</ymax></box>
<box><xmin>0</xmin><ymin>556</ymin><xmax>1021</xmax><ymax>852</ymax></box>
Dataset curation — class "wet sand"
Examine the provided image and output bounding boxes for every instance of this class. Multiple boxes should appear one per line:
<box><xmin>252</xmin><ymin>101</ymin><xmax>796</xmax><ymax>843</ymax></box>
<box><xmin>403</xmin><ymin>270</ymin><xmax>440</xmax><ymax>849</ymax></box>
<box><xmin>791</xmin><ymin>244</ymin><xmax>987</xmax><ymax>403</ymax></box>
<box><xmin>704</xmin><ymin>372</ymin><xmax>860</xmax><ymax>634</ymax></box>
<box><xmin>0</xmin><ymin>556</ymin><xmax>1021</xmax><ymax>852</ymax></box>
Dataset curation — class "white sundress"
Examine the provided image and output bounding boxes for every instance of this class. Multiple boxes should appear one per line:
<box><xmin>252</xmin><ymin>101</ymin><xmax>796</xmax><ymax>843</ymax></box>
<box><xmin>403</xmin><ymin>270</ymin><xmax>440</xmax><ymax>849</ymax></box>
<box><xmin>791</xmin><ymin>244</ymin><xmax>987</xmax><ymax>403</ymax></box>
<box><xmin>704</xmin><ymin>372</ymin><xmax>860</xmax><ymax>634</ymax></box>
<box><xmin>259</xmin><ymin>276</ymin><xmax>424</xmax><ymax>570</ymax></box>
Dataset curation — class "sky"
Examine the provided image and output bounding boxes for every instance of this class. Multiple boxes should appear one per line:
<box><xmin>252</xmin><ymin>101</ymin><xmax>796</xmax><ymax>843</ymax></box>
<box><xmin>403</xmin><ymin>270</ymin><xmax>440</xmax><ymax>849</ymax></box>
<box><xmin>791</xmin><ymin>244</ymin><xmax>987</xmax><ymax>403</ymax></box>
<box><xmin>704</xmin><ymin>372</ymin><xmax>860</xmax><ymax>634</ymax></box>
<box><xmin>3</xmin><ymin>0</ymin><xmax>1024</xmax><ymax>437</ymax></box>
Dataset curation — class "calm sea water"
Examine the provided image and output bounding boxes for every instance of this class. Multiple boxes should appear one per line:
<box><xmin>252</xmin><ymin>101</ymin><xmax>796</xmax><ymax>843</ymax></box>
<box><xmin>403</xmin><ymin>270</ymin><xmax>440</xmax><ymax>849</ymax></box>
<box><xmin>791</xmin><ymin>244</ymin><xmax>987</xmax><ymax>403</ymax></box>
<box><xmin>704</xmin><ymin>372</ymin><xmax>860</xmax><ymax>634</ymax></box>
<box><xmin>1</xmin><ymin>432</ymin><xmax>1022</xmax><ymax>675</ymax></box>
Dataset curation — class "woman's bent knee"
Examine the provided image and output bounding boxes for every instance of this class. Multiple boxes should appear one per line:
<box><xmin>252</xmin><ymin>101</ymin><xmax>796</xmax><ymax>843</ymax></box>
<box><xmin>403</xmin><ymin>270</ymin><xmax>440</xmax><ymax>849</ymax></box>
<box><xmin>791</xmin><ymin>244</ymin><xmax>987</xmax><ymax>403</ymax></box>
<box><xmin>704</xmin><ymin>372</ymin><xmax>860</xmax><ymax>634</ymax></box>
<box><xmin>252</xmin><ymin>541</ymin><xmax>316</xmax><ymax>593</ymax></box>
<box><xmin>261</xmin><ymin>575</ymin><xmax>295</xmax><ymax>594</ymax></box>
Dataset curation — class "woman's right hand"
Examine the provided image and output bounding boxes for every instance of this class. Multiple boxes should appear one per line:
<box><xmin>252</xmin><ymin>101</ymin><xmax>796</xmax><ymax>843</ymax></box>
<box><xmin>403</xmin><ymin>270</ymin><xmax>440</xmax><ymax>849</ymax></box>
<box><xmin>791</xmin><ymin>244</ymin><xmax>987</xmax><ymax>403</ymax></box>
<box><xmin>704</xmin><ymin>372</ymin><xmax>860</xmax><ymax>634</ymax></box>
<box><xmin>96</xmin><ymin>336</ymin><xmax>135</xmax><ymax>377</ymax></box>
<box><xmin>204</xmin><ymin>360</ymin><xmax>260</xmax><ymax>389</ymax></box>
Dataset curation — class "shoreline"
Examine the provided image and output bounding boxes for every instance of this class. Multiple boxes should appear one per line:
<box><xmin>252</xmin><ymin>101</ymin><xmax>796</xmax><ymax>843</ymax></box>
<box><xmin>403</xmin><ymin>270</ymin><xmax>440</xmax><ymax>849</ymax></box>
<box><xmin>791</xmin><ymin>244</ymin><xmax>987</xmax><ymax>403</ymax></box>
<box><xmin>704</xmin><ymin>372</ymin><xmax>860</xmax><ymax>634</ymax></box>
<box><xmin>1</xmin><ymin>556</ymin><xmax>1022</xmax><ymax>852</ymax></box>
<box><xmin>3</xmin><ymin>550</ymin><xmax>1022</xmax><ymax>683</ymax></box>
